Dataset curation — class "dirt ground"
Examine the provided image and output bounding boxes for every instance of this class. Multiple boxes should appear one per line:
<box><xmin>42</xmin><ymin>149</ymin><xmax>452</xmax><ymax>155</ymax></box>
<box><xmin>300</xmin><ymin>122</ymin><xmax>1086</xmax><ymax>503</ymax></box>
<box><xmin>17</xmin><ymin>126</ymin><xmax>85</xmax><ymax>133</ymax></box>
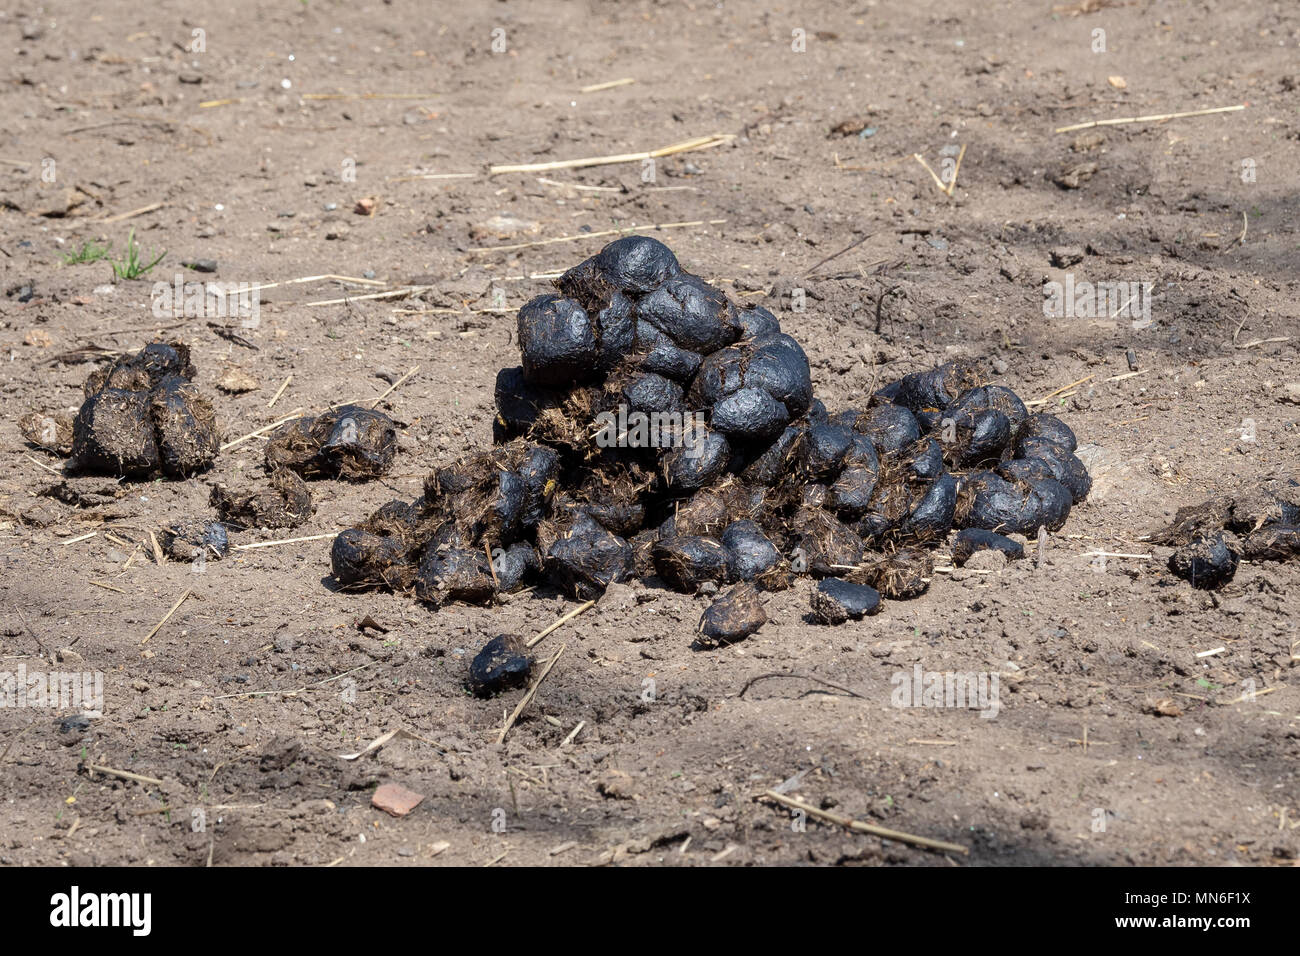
<box><xmin>1</xmin><ymin>0</ymin><xmax>1298</xmax><ymax>867</ymax></box>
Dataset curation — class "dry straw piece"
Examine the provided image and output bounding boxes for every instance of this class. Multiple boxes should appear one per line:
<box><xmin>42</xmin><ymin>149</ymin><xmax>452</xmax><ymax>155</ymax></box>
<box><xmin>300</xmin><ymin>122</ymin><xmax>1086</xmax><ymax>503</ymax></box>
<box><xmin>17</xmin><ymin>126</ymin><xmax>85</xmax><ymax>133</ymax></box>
<box><xmin>489</xmin><ymin>133</ymin><xmax>733</xmax><ymax>175</ymax></box>
<box><xmin>1053</xmin><ymin>103</ymin><xmax>1245</xmax><ymax>134</ymax></box>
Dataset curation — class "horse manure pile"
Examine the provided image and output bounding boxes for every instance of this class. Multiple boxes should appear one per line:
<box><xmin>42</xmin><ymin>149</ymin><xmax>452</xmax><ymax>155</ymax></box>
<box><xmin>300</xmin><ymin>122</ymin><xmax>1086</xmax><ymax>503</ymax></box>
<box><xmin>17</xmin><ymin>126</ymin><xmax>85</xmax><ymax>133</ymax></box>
<box><xmin>1152</xmin><ymin>478</ymin><xmax>1300</xmax><ymax>589</ymax></box>
<box><xmin>32</xmin><ymin>342</ymin><xmax>221</xmax><ymax>479</ymax></box>
<box><xmin>333</xmin><ymin>235</ymin><xmax>1093</xmax><ymax>674</ymax></box>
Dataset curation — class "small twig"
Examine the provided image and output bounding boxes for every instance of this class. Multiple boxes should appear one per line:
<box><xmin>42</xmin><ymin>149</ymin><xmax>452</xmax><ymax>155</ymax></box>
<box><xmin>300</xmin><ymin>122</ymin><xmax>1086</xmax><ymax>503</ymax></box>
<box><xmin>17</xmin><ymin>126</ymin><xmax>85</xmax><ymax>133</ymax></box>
<box><xmin>498</xmin><ymin>644</ymin><xmax>566</xmax><ymax>744</ymax></box>
<box><xmin>804</xmin><ymin>233</ymin><xmax>872</xmax><ymax>277</ymax></box>
<box><xmin>944</xmin><ymin>143</ymin><xmax>967</xmax><ymax>196</ymax></box>
<box><xmin>526</xmin><ymin>600</ymin><xmax>596</xmax><ymax>649</ymax></box>
<box><xmin>1054</xmin><ymin>103</ymin><xmax>1245</xmax><ymax>134</ymax></box>
<box><xmin>762</xmin><ymin>790</ymin><xmax>969</xmax><ymax>855</ymax></box>
<box><xmin>912</xmin><ymin>153</ymin><xmax>949</xmax><ymax>195</ymax></box>
<box><xmin>140</xmin><ymin>588</ymin><xmax>192</xmax><ymax>645</ymax></box>
<box><xmin>560</xmin><ymin>720</ymin><xmax>586</xmax><ymax>747</ymax></box>
<box><xmin>232</xmin><ymin>532</ymin><xmax>338</xmax><ymax>551</ymax></box>
<box><xmin>148</xmin><ymin>529</ymin><xmax>165</xmax><ymax>566</ymax></box>
<box><xmin>24</xmin><ymin>453</ymin><xmax>64</xmax><ymax>476</ymax></box>
<box><xmin>0</xmin><ymin>722</ymin><xmax>34</xmax><ymax>768</ymax></box>
<box><xmin>84</xmin><ymin>763</ymin><xmax>165</xmax><ymax>787</ymax></box>
<box><xmin>266</xmin><ymin>373</ymin><xmax>292</xmax><ymax>408</ymax></box>
<box><xmin>737</xmin><ymin>671</ymin><xmax>866</xmax><ymax>700</ymax></box>
<box><xmin>305</xmin><ymin>285</ymin><xmax>435</xmax><ymax>308</ymax></box>
<box><xmin>579</xmin><ymin>77</ymin><xmax>636</xmax><ymax>93</ymax></box>
<box><xmin>489</xmin><ymin>133</ymin><xmax>733</xmax><ymax>175</ymax></box>
<box><xmin>96</xmin><ymin>201</ymin><xmax>166</xmax><ymax>224</ymax></box>
<box><xmin>1024</xmin><ymin>374</ymin><xmax>1094</xmax><ymax>407</ymax></box>
<box><xmin>369</xmin><ymin>365</ymin><xmax>419</xmax><ymax>407</ymax></box>
<box><xmin>219</xmin><ymin>407</ymin><xmax>305</xmax><ymax>452</ymax></box>
<box><xmin>214</xmin><ymin>662</ymin><xmax>375</xmax><ymax>701</ymax></box>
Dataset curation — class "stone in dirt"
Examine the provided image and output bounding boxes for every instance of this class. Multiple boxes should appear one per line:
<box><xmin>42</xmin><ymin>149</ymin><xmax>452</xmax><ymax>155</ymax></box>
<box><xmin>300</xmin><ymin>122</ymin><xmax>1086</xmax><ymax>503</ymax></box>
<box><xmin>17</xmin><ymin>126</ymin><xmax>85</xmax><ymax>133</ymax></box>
<box><xmin>371</xmin><ymin>782</ymin><xmax>426</xmax><ymax>817</ymax></box>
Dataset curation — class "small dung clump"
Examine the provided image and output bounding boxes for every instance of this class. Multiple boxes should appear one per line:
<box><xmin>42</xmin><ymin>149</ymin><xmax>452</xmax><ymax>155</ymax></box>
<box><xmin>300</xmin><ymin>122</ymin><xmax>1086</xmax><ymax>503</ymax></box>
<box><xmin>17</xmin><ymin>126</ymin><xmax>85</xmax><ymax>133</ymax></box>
<box><xmin>1168</xmin><ymin>533</ymin><xmax>1240</xmax><ymax>590</ymax></box>
<box><xmin>265</xmin><ymin>405</ymin><xmax>398</xmax><ymax>480</ymax></box>
<box><xmin>810</xmin><ymin>579</ymin><xmax>881</xmax><ymax>625</ymax></box>
<box><xmin>698</xmin><ymin>582</ymin><xmax>767</xmax><ymax>645</ymax></box>
<box><xmin>68</xmin><ymin>342</ymin><xmax>218</xmax><ymax>478</ymax></box>
<box><xmin>468</xmin><ymin>634</ymin><xmax>533</xmax><ymax>697</ymax></box>
<box><xmin>210</xmin><ymin>466</ymin><xmax>315</xmax><ymax>529</ymax></box>
<box><xmin>329</xmin><ymin>236</ymin><xmax>1092</xmax><ymax>641</ymax></box>
<box><xmin>159</xmin><ymin>520</ymin><xmax>229</xmax><ymax>562</ymax></box>
<box><xmin>1152</xmin><ymin>479</ymin><xmax>1300</xmax><ymax>589</ymax></box>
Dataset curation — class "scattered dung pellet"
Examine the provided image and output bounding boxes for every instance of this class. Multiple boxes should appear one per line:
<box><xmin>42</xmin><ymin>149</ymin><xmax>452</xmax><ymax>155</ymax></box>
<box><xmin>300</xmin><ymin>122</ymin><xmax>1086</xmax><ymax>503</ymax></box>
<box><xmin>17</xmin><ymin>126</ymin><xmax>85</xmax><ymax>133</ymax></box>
<box><xmin>151</xmin><ymin>376</ymin><xmax>219</xmax><ymax>477</ymax></box>
<box><xmin>159</xmin><ymin>520</ymin><xmax>229</xmax><ymax>562</ymax></box>
<box><xmin>698</xmin><ymin>582</ymin><xmax>767</xmax><ymax>645</ymax></box>
<box><xmin>211</xmin><ymin>466</ymin><xmax>314</xmax><ymax>529</ymax></box>
<box><xmin>810</xmin><ymin>578</ymin><xmax>881</xmax><ymax>624</ymax></box>
<box><xmin>546</xmin><ymin>525</ymin><xmax>631</xmax><ymax>599</ymax></box>
<box><xmin>1015</xmin><ymin>413</ymin><xmax>1077</xmax><ymax>453</ymax></box>
<box><xmin>68</xmin><ymin>342</ymin><xmax>218</xmax><ymax>479</ymax></box>
<box><xmin>266</xmin><ymin>405</ymin><xmax>398</xmax><ymax>480</ymax></box>
<box><xmin>690</xmin><ymin>332</ymin><xmax>813</xmax><ymax>440</ymax></box>
<box><xmin>468</xmin><ymin>635</ymin><xmax>533</xmax><ymax>697</ymax></box>
<box><xmin>1227</xmin><ymin>483</ymin><xmax>1300</xmax><ymax>532</ymax></box>
<box><xmin>951</xmin><ymin>528</ymin><xmax>1024</xmax><ymax>566</ymax></box>
<box><xmin>859</xmin><ymin>549</ymin><xmax>934</xmax><ymax>599</ymax></box>
<box><xmin>721</xmin><ymin>519</ymin><xmax>783</xmax><ymax>584</ymax></box>
<box><xmin>1242</xmin><ymin>525</ymin><xmax>1300</xmax><ymax>561</ymax></box>
<box><xmin>517</xmin><ymin>294</ymin><xmax>597</xmax><ymax>386</ymax></box>
<box><xmin>331</xmin><ymin>529</ymin><xmax>416</xmax><ymax>591</ymax></box>
<box><xmin>416</xmin><ymin>541</ymin><xmax>498</xmax><ymax>605</ymax></box>
<box><xmin>1168</xmin><ymin>533</ymin><xmax>1239</xmax><ymax>590</ymax></box>
<box><xmin>654</xmin><ymin>535</ymin><xmax>729</xmax><ymax>591</ymax></box>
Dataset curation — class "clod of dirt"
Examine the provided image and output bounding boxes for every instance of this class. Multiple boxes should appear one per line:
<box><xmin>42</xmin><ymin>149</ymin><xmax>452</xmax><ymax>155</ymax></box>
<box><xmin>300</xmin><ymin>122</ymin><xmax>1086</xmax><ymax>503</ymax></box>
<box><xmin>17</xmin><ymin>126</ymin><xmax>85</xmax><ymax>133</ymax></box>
<box><xmin>211</xmin><ymin>466</ymin><xmax>314</xmax><ymax>529</ymax></box>
<box><xmin>698</xmin><ymin>582</ymin><xmax>767</xmax><ymax>645</ymax></box>
<box><xmin>951</xmin><ymin>528</ymin><xmax>1025</xmax><ymax>566</ymax></box>
<box><xmin>265</xmin><ymin>405</ymin><xmax>398</xmax><ymax>480</ymax></box>
<box><xmin>810</xmin><ymin>578</ymin><xmax>882</xmax><ymax>624</ymax></box>
<box><xmin>468</xmin><ymin>634</ymin><xmax>533</xmax><ymax>697</ymax></box>
<box><xmin>68</xmin><ymin>342</ymin><xmax>219</xmax><ymax>479</ymax></box>
<box><xmin>19</xmin><ymin>411</ymin><xmax>74</xmax><ymax>455</ymax></box>
<box><xmin>1168</xmin><ymin>533</ymin><xmax>1240</xmax><ymax>590</ymax></box>
<box><xmin>159</xmin><ymin>520</ymin><xmax>229</xmax><ymax>561</ymax></box>
<box><xmin>217</xmin><ymin>367</ymin><xmax>260</xmax><ymax>394</ymax></box>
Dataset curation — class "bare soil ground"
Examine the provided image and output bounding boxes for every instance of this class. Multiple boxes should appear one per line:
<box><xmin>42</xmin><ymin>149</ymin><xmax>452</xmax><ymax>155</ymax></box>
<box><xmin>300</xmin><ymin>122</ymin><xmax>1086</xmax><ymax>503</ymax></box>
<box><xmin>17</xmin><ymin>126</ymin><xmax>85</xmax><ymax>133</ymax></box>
<box><xmin>1</xmin><ymin>0</ymin><xmax>1298</xmax><ymax>867</ymax></box>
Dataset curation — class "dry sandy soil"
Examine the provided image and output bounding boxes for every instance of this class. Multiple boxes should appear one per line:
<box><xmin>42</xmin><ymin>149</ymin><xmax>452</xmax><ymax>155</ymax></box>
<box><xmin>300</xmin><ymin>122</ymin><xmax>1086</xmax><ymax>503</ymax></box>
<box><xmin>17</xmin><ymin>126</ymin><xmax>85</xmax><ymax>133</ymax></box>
<box><xmin>1</xmin><ymin>0</ymin><xmax>1298</xmax><ymax>867</ymax></box>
